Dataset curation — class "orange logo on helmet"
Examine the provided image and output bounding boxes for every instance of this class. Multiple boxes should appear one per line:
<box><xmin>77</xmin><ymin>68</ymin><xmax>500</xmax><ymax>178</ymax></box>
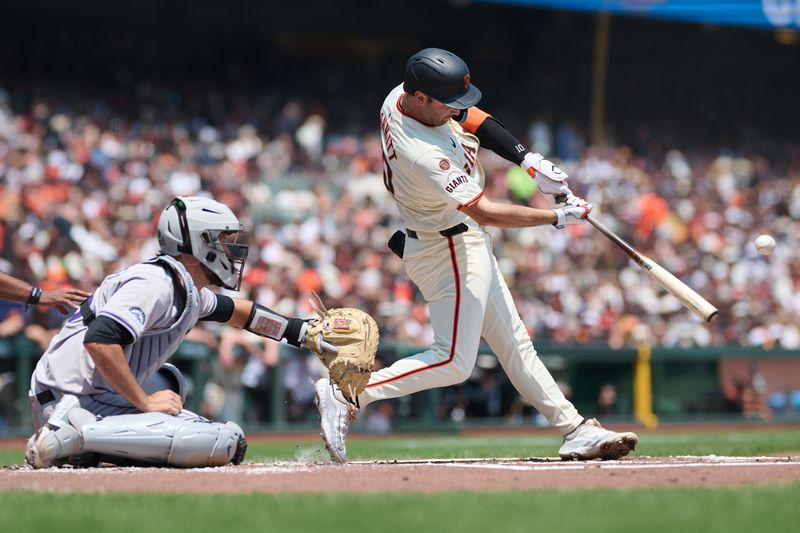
<box><xmin>464</xmin><ymin>74</ymin><xmax>470</xmax><ymax>89</ymax></box>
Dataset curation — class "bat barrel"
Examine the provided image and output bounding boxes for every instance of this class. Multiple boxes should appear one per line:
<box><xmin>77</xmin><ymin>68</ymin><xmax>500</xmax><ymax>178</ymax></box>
<box><xmin>585</xmin><ymin>214</ymin><xmax>718</xmax><ymax>323</ymax></box>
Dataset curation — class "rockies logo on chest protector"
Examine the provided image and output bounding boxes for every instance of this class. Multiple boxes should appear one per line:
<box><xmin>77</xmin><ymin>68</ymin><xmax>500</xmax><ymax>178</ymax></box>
<box><xmin>126</xmin><ymin>254</ymin><xmax>201</xmax><ymax>380</ymax></box>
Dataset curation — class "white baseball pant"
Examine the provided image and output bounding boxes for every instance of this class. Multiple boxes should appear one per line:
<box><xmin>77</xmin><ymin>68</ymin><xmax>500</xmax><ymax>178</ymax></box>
<box><xmin>358</xmin><ymin>226</ymin><xmax>583</xmax><ymax>435</ymax></box>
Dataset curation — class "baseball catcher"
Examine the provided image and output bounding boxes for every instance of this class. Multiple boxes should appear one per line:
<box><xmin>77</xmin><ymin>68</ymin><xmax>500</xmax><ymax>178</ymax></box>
<box><xmin>304</xmin><ymin>292</ymin><xmax>379</xmax><ymax>402</ymax></box>
<box><xmin>25</xmin><ymin>196</ymin><xmax>354</xmax><ymax>469</ymax></box>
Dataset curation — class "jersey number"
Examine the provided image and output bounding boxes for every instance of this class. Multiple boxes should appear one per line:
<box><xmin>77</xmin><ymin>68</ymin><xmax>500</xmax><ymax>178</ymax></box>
<box><xmin>461</xmin><ymin>142</ymin><xmax>477</xmax><ymax>175</ymax></box>
<box><xmin>382</xmin><ymin>152</ymin><xmax>395</xmax><ymax>195</ymax></box>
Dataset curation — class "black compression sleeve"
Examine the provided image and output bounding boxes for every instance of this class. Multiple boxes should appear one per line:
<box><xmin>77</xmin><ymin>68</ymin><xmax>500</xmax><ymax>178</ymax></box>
<box><xmin>474</xmin><ymin>117</ymin><xmax>527</xmax><ymax>165</ymax></box>
<box><xmin>200</xmin><ymin>293</ymin><xmax>235</xmax><ymax>322</ymax></box>
<box><xmin>84</xmin><ymin>315</ymin><xmax>135</xmax><ymax>345</ymax></box>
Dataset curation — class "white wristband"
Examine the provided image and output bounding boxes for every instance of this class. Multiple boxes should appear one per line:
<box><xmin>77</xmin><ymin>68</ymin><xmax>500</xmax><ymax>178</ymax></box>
<box><xmin>553</xmin><ymin>209</ymin><xmax>566</xmax><ymax>229</ymax></box>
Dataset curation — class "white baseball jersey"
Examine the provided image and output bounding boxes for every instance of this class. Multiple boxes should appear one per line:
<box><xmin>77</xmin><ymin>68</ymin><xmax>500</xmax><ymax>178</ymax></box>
<box><xmin>31</xmin><ymin>254</ymin><xmax>219</xmax><ymax>397</ymax></box>
<box><xmin>380</xmin><ymin>84</ymin><xmax>485</xmax><ymax>232</ymax></box>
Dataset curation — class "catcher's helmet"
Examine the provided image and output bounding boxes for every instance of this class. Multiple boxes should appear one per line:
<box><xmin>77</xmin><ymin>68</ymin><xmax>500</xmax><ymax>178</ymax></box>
<box><xmin>403</xmin><ymin>48</ymin><xmax>482</xmax><ymax>110</ymax></box>
<box><xmin>157</xmin><ymin>196</ymin><xmax>249</xmax><ymax>290</ymax></box>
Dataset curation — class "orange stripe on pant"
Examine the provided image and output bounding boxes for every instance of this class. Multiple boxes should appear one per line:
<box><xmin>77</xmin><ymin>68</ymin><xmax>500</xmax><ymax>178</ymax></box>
<box><xmin>356</xmin><ymin>227</ymin><xmax>582</xmax><ymax>434</ymax></box>
<box><xmin>366</xmin><ymin>236</ymin><xmax>461</xmax><ymax>387</ymax></box>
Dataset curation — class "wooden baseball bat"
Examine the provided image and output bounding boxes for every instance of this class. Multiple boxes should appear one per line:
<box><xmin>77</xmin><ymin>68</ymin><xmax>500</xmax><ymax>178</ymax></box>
<box><xmin>586</xmin><ymin>214</ymin><xmax>719</xmax><ymax>323</ymax></box>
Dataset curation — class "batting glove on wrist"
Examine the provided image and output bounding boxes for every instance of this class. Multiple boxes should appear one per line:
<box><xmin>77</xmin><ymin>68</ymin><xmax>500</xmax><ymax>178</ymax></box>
<box><xmin>553</xmin><ymin>203</ymin><xmax>592</xmax><ymax>229</ymax></box>
<box><xmin>522</xmin><ymin>152</ymin><xmax>572</xmax><ymax>198</ymax></box>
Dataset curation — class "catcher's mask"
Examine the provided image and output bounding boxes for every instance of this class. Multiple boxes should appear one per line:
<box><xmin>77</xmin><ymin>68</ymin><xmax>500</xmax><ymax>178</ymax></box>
<box><xmin>157</xmin><ymin>196</ymin><xmax>249</xmax><ymax>291</ymax></box>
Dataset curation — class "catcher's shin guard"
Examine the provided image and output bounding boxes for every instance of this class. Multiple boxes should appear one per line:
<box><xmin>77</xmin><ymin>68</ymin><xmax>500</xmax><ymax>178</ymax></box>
<box><xmin>79</xmin><ymin>413</ymin><xmax>247</xmax><ymax>467</ymax></box>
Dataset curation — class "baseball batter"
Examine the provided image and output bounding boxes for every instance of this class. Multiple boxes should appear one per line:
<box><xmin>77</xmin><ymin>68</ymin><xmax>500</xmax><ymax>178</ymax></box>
<box><xmin>315</xmin><ymin>48</ymin><xmax>638</xmax><ymax>462</ymax></box>
<box><xmin>26</xmin><ymin>195</ymin><xmax>336</xmax><ymax>468</ymax></box>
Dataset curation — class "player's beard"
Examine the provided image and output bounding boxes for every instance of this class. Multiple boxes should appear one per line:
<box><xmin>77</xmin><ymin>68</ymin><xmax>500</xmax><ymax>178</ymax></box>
<box><xmin>200</xmin><ymin>264</ymin><xmax>224</xmax><ymax>288</ymax></box>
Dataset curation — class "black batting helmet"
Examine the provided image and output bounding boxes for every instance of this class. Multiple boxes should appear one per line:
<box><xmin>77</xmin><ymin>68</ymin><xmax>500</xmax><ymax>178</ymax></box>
<box><xmin>403</xmin><ymin>48</ymin><xmax>482</xmax><ymax>110</ymax></box>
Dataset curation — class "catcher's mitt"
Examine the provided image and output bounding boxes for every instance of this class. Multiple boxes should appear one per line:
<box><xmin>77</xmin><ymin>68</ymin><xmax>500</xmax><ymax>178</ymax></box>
<box><xmin>304</xmin><ymin>292</ymin><xmax>379</xmax><ymax>402</ymax></box>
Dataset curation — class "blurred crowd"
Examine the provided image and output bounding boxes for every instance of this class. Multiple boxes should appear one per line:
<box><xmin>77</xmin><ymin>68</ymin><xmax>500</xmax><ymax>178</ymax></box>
<box><xmin>1</xmin><ymin>79</ymin><xmax>799</xmax><ymax>427</ymax></box>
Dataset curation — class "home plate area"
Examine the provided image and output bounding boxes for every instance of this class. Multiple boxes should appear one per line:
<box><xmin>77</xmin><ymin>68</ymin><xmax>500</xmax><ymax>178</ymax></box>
<box><xmin>2</xmin><ymin>455</ymin><xmax>799</xmax><ymax>493</ymax></box>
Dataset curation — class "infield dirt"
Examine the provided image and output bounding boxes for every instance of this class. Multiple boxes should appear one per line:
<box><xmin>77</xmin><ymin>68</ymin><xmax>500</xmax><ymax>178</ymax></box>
<box><xmin>2</xmin><ymin>456</ymin><xmax>799</xmax><ymax>493</ymax></box>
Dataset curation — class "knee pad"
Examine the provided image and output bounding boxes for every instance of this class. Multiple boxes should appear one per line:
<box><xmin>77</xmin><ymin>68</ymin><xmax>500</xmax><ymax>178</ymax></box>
<box><xmin>142</xmin><ymin>363</ymin><xmax>189</xmax><ymax>403</ymax></box>
<box><xmin>168</xmin><ymin>420</ymin><xmax>247</xmax><ymax>467</ymax></box>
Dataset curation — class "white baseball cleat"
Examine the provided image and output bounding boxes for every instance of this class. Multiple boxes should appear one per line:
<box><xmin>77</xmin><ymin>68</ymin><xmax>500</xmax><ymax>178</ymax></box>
<box><xmin>558</xmin><ymin>418</ymin><xmax>638</xmax><ymax>461</ymax></box>
<box><xmin>25</xmin><ymin>394</ymin><xmax>90</xmax><ymax>469</ymax></box>
<box><xmin>314</xmin><ymin>378</ymin><xmax>358</xmax><ymax>464</ymax></box>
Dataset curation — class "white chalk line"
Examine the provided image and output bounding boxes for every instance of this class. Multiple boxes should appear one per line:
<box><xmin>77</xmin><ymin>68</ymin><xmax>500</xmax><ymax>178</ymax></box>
<box><xmin>6</xmin><ymin>456</ymin><xmax>798</xmax><ymax>475</ymax></box>
<box><xmin>441</xmin><ymin>461</ymin><xmax>800</xmax><ymax>472</ymax></box>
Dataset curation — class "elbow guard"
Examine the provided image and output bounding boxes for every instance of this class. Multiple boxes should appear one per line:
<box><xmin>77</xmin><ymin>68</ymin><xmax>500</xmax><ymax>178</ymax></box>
<box><xmin>244</xmin><ymin>303</ymin><xmax>307</xmax><ymax>347</ymax></box>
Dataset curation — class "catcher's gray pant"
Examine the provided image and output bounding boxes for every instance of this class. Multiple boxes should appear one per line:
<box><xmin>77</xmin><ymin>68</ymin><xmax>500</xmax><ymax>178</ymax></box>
<box><xmin>29</xmin><ymin>363</ymin><xmax>190</xmax><ymax>430</ymax></box>
<box><xmin>359</xmin><ymin>226</ymin><xmax>582</xmax><ymax>435</ymax></box>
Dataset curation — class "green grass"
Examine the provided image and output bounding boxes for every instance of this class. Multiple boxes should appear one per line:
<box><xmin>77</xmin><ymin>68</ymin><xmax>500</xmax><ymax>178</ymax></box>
<box><xmin>1</xmin><ymin>485</ymin><xmax>799</xmax><ymax>533</ymax></box>
<box><xmin>2</xmin><ymin>428</ymin><xmax>799</xmax><ymax>466</ymax></box>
